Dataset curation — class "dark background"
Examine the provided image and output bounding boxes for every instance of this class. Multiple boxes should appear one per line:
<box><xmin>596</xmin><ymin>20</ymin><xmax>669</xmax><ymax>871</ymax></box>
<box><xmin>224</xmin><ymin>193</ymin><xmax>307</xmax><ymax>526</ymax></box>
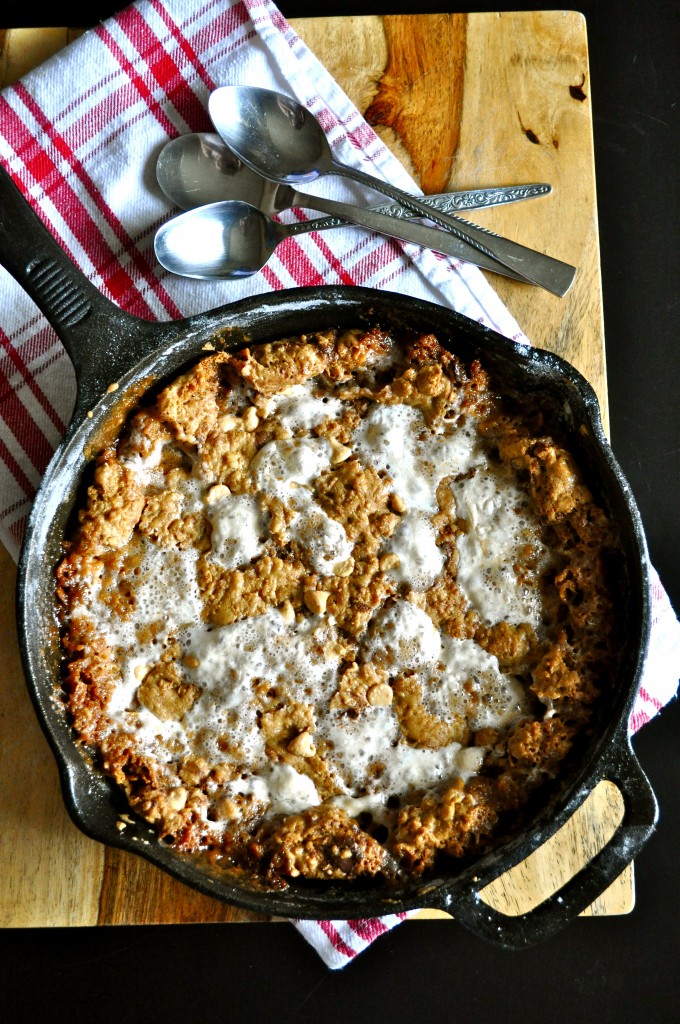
<box><xmin>1</xmin><ymin>2</ymin><xmax>678</xmax><ymax>1021</ymax></box>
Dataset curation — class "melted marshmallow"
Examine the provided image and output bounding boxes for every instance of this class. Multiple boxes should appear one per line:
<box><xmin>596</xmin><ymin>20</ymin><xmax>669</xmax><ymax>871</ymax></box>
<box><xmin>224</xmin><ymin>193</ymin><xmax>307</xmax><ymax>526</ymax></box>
<box><xmin>250</xmin><ymin>437</ymin><xmax>333</xmax><ymax>500</ymax></box>
<box><xmin>430</xmin><ymin>636</ymin><xmax>530</xmax><ymax>731</ymax></box>
<box><xmin>266</xmin><ymin>764</ymin><xmax>321</xmax><ymax>815</ymax></box>
<box><xmin>452</xmin><ymin>467</ymin><xmax>550</xmax><ymax>628</ymax></box>
<box><xmin>207</xmin><ymin>492</ymin><xmax>267</xmax><ymax>570</ymax></box>
<box><xmin>352</xmin><ymin>403</ymin><xmax>480</xmax><ymax>511</ymax></box>
<box><xmin>263</xmin><ymin>384</ymin><xmax>343</xmax><ymax>432</ymax></box>
<box><xmin>363</xmin><ymin>600</ymin><xmax>442</xmax><ymax>671</ymax></box>
<box><xmin>317</xmin><ymin>708</ymin><xmax>483</xmax><ymax>798</ymax></box>
<box><xmin>250</xmin><ymin>437</ymin><xmax>353</xmax><ymax>574</ymax></box>
<box><xmin>383</xmin><ymin>510</ymin><xmax>445</xmax><ymax>590</ymax></box>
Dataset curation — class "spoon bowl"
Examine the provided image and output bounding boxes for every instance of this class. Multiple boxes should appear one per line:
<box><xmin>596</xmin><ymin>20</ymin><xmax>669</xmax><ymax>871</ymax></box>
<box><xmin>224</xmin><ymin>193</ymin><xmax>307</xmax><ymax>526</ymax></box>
<box><xmin>208</xmin><ymin>87</ymin><xmax>331</xmax><ymax>184</ymax></box>
<box><xmin>156</xmin><ymin>132</ymin><xmax>288</xmax><ymax>213</ymax></box>
<box><xmin>154</xmin><ymin>200</ymin><xmax>283</xmax><ymax>279</ymax></box>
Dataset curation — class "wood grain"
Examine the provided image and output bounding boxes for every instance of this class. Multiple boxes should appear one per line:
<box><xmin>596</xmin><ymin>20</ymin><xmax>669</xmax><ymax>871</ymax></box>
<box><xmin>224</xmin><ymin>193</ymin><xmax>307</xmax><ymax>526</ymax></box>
<box><xmin>0</xmin><ymin>13</ymin><xmax>631</xmax><ymax>929</ymax></box>
<box><xmin>364</xmin><ymin>14</ymin><xmax>467</xmax><ymax>196</ymax></box>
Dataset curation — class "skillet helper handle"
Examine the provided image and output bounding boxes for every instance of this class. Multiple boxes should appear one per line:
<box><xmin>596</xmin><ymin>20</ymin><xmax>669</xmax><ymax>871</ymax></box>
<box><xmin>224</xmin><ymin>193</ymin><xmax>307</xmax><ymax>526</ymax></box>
<box><xmin>435</xmin><ymin>736</ymin><xmax>658</xmax><ymax>948</ymax></box>
<box><xmin>0</xmin><ymin>160</ymin><xmax>149</xmax><ymax>404</ymax></box>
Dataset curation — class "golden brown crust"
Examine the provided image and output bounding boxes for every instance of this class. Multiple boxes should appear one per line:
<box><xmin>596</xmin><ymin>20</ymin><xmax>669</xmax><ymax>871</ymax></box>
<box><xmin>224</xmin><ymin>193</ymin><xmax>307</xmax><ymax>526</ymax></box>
<box><xmin>137</xmin><ymin>661</ymin><xmax>201</xmax><ymax>722</ymax></box>
<box><xmin>61</xmin><ymin>617</ymin><xmax>120</xmax><ymax>745</ymax></box>
<box><xmin>197</xmin><ymin>553</ymin><xmax>307</xmax><ymax>626</ymax></box>
<box><xmin>76</xmin><ymin>455</ymin><xmax>145</xmax><ymax>553</ymax></box>
<box><xmin>392</xmin><ymin>777</ymin><xmax>500</xmax><ymax>872</ymax></box>
<box><xmin>313</xmin><ymin>457</ymin><xmax>400</xmax><ymax>635</ymax></box>
<box><xmin>475</xmin><ymin>620</ymin><xmax>538</xmax><ymax>674</ymax></box>
<box><xmin>412</xmin><ymin>571</ymin><xmax>478</xmax><ymax>640</ymax></box>
<box><xmin>392</xmin><ymin>674</ymin><xmax>469</xmax><ymax>749</ymax></box>
<box><xmin>195</xmin><ymin>421</ymin><xmax>260</xmax><ymax>492</ymax></box>
<box><xmin>329</xmin><ymin>661</ymin><xmax>391</xmax><ymax>712</ymax></box>
<box><xmin>506</xmin><ymin>716</ymin><xmax>576</xmax><ymax>770</ymax></box>
<box><xmin>262</xmin><ymin>806</ymin><xmax>388</xmax><ymax>881</ymax></box>
<box><xmin>157</xmin><ymin>352</ymin><xmax>231</xmax><ymax>445</ymax></box>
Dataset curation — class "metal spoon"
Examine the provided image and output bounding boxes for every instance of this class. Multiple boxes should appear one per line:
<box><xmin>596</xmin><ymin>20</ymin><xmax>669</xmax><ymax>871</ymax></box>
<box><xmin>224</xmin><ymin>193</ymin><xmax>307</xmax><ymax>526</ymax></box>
<box><xmin>154</xmin><ymin>199</ymin><xmax>530</xmax><ymax>282</ymax></box>
<box><xmin>156</xmin><ymin>132</ymin><xmax>553</xmax><ymax>226</ymax></box>
<box><xmin>155</xmin><ymin>135</ymin><xmax>547</xmax><ymax>282</ymax></box>
<box><xmin>207</xmin><ymin>86</ymin><xmax>576</xmax><ymax>297</ymax></box>
<box><xmin>155</xmin><ymin>136</ymin><xmax>535</xmax><ymax>282</ymax></box>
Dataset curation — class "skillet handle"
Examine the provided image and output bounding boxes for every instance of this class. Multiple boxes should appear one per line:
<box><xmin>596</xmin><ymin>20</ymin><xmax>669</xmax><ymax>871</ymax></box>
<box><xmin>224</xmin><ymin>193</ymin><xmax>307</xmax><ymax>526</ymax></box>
<box><xmin>428</xmin><ymin>734</ymin><xmax>658</xmax><ymax>948</ymax></box>
<box><xmin>0</xmin><ymin>160</ymin><xmax>168</xmax><ymax>415</ymax></box>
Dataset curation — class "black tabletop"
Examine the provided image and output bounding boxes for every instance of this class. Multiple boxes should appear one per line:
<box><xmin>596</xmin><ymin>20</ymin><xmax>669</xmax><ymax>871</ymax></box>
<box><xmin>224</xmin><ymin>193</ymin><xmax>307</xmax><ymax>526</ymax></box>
<box><xmin>1</xmin><ymin>2</ymin><xmax>678</xmax><ymax>1021</ymax></box>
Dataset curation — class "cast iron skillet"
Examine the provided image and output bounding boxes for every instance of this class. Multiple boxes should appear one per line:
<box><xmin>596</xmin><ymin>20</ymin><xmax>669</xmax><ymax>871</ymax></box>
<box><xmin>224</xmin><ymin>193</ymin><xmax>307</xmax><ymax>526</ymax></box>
<box><xmin>0</xmin><ymin>162</ymin><xmax>657</xmax><ymax>948</ymax></box>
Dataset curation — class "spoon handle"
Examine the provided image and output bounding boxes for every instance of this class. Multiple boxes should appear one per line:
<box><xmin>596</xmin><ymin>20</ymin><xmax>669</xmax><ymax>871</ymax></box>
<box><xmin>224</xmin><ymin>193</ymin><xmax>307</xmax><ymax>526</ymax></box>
<box><xmin>287</xmin><ymin>189</ymin><xmax>531</xmax><ymax>285</ymax></box>
<box><xmin>284</xmin><ymin>183</ymin><xmax>552</xmax><ymax>235</ymax></box>
<box><xmin>329</xmin><ymin>160</ymin><xmax>575</xmax><ymax>297</ymax></box>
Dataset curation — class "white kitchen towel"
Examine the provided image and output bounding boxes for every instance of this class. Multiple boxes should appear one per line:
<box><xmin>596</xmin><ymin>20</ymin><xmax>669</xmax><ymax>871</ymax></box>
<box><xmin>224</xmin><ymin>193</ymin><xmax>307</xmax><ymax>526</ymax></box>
<box><xmin>0</xmin><ymin>0</ymin><xmax>677</xmax><ymax>970</ymax></box>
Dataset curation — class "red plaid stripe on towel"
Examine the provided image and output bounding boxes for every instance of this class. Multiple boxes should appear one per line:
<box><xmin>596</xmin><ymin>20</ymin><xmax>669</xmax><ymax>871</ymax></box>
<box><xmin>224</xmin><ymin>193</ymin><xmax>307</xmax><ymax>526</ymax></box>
<box><xmin>0</xmin><ymin>0</ymin><xmax>678</xmax><ymax>969</ymax></box>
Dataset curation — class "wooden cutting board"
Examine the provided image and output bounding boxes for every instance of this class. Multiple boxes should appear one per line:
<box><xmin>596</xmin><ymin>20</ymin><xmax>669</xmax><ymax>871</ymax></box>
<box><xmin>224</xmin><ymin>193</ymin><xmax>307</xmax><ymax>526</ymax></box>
<box><xmin>0</xmin><ymin>12</ymin><xmax>633</xmax><ymax>927</ymax></box>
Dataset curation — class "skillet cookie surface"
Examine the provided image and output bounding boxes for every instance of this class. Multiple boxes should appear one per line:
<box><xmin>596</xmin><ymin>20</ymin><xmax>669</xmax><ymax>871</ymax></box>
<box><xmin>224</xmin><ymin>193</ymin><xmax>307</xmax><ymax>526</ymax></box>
<box><xmin>56</xmin><ymin>325</ymin><xmax>624</xmax><ymax>889</ymax></box>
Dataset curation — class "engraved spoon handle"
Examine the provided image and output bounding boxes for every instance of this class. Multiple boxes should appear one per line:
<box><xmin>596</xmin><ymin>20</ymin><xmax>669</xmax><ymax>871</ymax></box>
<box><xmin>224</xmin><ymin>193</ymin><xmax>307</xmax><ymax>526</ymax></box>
<box><xmin>284</xmin><ymin>183</ymin><xmax>552</xmax><ymax>235</ymax></box>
